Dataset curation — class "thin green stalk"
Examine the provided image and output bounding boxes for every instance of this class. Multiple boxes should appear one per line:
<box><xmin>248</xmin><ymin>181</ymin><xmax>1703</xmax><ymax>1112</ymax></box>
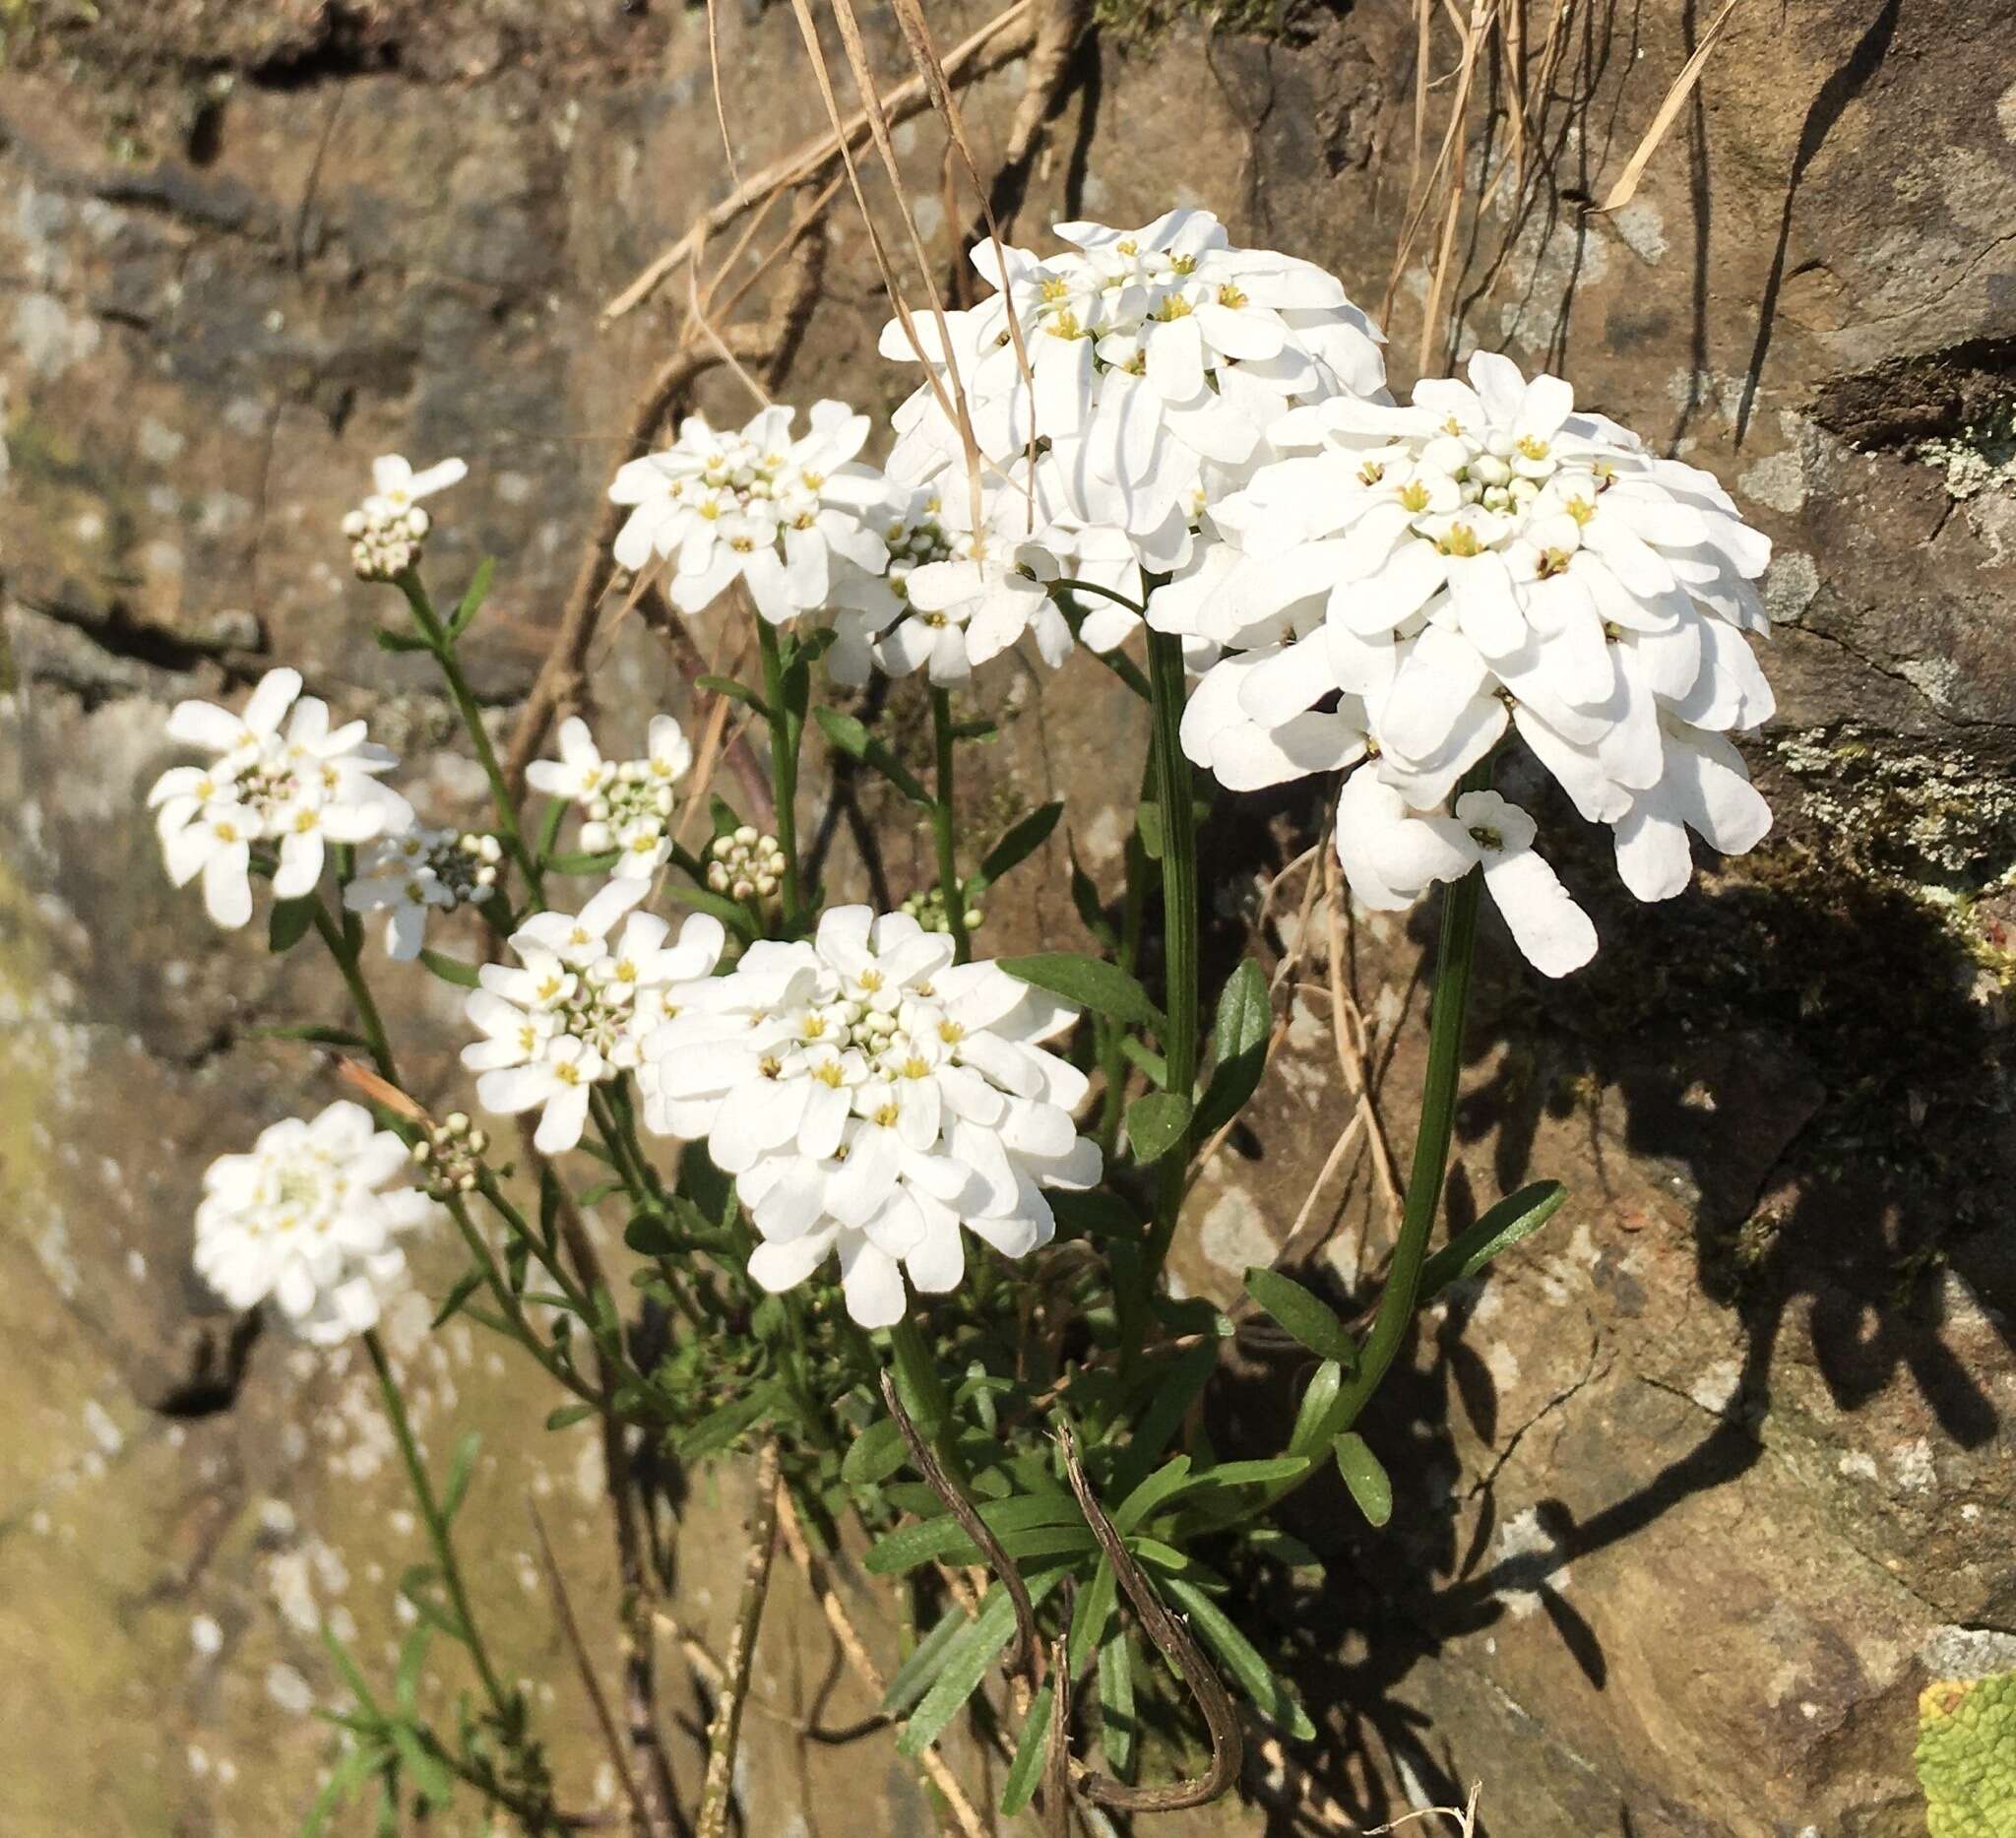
<box><xmin>312</xmin><ymin>902</ymin><xmax>400</xmax><ymax>1087</ymax></box>
<box><xmin>1141</xmin><ymin>624</ymin><xmax>1199</xmax><ymax>1289</ymax></box>
<box><xmin>928</xmin><ymin>688</ymin><xmax>972</xmax><ymax>965</ymax></box>
<box><xmin>363</xmin><ymin>1328</ymin><xmax>513</xmax><ymax>1721</ymax></box>
<box><xmin>1057</xmin><ymin>579</ymin><xmax>1153</xmax><ymax>700</ymax></box>
<box><xmin>755</xmin><ymin>618</ymin><xmax>804</xmax><ymax>929</ymax></box>
<box><xmin>442</xmin><ymin>1199</ymin><xmax>611</xmax><ymax>1414</ymax></box>
<box><xmin>887</xmin><ymin>1312</ymin><xmax>965</xmax><ymax>1485</ymax></box>
<box><xmin>399</xmin><ymin>576</ymin><xmax>544</xmax><ymax>904</ymax></box>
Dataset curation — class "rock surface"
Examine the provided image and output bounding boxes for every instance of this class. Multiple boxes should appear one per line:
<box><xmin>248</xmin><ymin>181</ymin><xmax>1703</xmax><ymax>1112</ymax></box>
<box><xmin>4</xmin><ymin>1</ymin><xmax>2014</xmax><ymax>1833</ymax></box>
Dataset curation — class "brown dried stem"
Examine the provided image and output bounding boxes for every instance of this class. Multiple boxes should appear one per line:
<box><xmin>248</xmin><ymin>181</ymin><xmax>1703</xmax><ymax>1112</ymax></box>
<box><xmin>694</xmin><ymin>1438</ymin><xmax>783</xmax><ymax>1838</ymax></box>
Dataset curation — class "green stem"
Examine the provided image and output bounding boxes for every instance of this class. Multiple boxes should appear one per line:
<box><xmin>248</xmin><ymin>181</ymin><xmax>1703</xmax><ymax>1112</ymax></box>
<box><xmin>1141</xmin><ymin>624</ymin><xmax>1199</xmax><ymax>1290</ymax></box>
<box><xmin>400</xmin><ymin>576</ymin><xmax>544</xmax><ymax>905</ymax></box>
<box><xmin>887</xmin><ymin>1312</ymin><xmax>965</xmax><ymax>1484</ymax></box>
<box><xmin>443</xmin><ymin>1199</ymin><xmax>611</xmax><ymax>1414</ymax></box>
<box><xmin>755</xmin><ymin>618</ymin><xmax>804</xmax><ymax>930</ymax></box>
<box><xmin>312</xmin><ymin>902</ymin><xmax>399</xmax><ymax>1087</ymax></box>
<box><xmin>363</xmin><ymin>1329</ymin><xmax>513</xmax><ymax>1721</ymax></box>
<box><xmin>928</xmin><ymin>688</ymin><xmax>972</xmax><ymax>965</ymax></box>
<box><xmin>1055</xmin><ymin>577</ymin><xmax>1153</xmax><ymax>700</ymax></box>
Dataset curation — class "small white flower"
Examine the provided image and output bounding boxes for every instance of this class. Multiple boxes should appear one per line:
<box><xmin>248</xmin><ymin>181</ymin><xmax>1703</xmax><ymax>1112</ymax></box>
<box><xmin>193</xmin><ymin>1101</ymin><xmax>438</xmax><ymax>1345</ymax></box>
<box><xmin>646</xmin><ymin>907</ymin><xmax>1101</xmax><ymax>1327</ymax></box>
<box><xmin>343</xmin><ymin>454</ymin><xmax>467</xmax><ymax>581</ymax></box>
<box><xmin>344</xmin><ymin>824</ymin><xmax>502</xmax><ymax>959</ymax></box>
<box><xmin>1335</xmin><ymin>777</ymin><xmax>1597</xmax><ymax>979</ymax></box>
<box><xmin>465</xmin><ymin>882</ymin><xmax>724</xmax><ymax>1154</ymax></box>
<box><xmin>609</xmin><ymin>402</ymin><xmax>890</xmax><ymax>625</ymax></box>
<box><xmin>149</xmin><ymin>667</ymin><xmax>410</xmax><ymax>928</ymax></box>
<box><xmin>529</xmin><ymin>715</ymin><xmax>693</xmax><ymax>881</ymax></box>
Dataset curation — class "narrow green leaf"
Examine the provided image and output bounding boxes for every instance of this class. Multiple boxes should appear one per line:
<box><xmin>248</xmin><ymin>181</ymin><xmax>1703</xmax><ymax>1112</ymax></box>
<box><xmin>813</xmin><ymin>706</ymin><xmax>930</xmax><ymax>804</ymax></box>
<box><xmin>417</xmin><ymin>948</ymin><xmax>480</xmax><ymax>988</ymax></box>
<box><xmin>662</xmin><ymin>879</ymin><xmax>758</xmax><ymax>936</ymax></box>
<box><xmin>1118</xmin><ymin>1035</ymin><xmax>1167</xmax><ymax>1087</ymax></box>
<box><xmin>439</xmin><ymin>1431</ymin><xmax>481</xmax><ymax>1522</ymax></box>
<box><xmin>1136</xmin><ymin>797</ymin><xmax>1165</xmax><ymax>861</ymax></box>
<box><xmin>1112</xmin><ymin>1340</ymin><xmax>1219</xmax><ymax>1498</ymax></box>
<box><xmin>898</xmin><ymin>1568</ymin><xmax>1069</xmax><ymax>1757</ymax></box>
<box><xmin>1068</xmin><ymin>845</ymin><xmax>1117</xmax><ymax>950</ymax></box>
<box><xmin>1048</xmin><ymin>1189</ymin><xmax>1139</xmax><ymax>1242</ymax></box>
<box><xmin>1098</xmin><ymin>1625</ymin><xmax>1136</xmax><ymax>1780</ymax></box>
<box><xmin>448</xmin><ymin>556</ymin><xmax>496</xmax><ymax>638</ymax></box>
<box><xmin>390</xmin><ymin>1727</ymin><xmax>457</xmax><ymax>1808</ymax></box>
<box><xmin>373</xmin><ymin>627</ymin><xmax>430</xmax><ymax>654</ymax></box>
<box><xmin>696</xmin><ymin>674</ymin><xmax>770</xmax><ymax>715</ymax></box>
<box><xmin>864</xmin><ymin>1492</ymin><xmax>1089</xmax><ymax>1576</ymax></box>
<box><xmin>1418</xmin><ymin>1179</ymin><xmax>1569</xmax><ymax>1300</ymax></box>
<box><xmin>1334</xmin><ymin>1431</ymin><xmax>1393</xmax><ymax>1527</ymax></box>
<box><xmin>676</xmin><ymin>1380</ymin><xmax>782</xmax><ymax>1461</ymax></box>
<box><xmin>1066</xmin><ymin>1556</ymin><xmax>1117</xmax><ymax>1676</ymax></box>
<box><xmin>999</xmin><ymin>1683</ymin><xmax>1055</xmax><ymax>1817</ymax></box>
<box><xmin>1193</xmin><ymin>958</ymin><xmax>1272</xmax><ymax>1137</ymax></box>
<box><xmin>545</xmin><ymin>850</ymin><xmax>621</xmax><ymax>875</ymax></box>
<box><xmin>1112</xmin><ymin>1455</ymin><xmax>1193</xmax><ymax>1536</ymax></box>
<box><xmin>395</xmin><ymin>1624</ymin><xmax>432</xmax><ymax>1716</ymax></box>
<box><xmin>1125</xmin><ymin>1090</ymin><xmax>1192</xmax><ymax>1163</ymax></box>
<box><xmin>301</xmin><ymin>1737</ymin><xmax>387</xmax><ymax>1837</ymax></box>
<box><xmin>268</xmin><ymin>894</ymin><xmax>317</xmax><ymax>955</ymax></box>
<box><xmin>971</xmin><ymin>800</ymin><xmax>1063</xmax><ymax>895</ymax></box>
<box><xmin>1000</xmin><ymin>952</ymin><xmax>1165</xmax><ymax>1031</ymax></box>
<box><xmin>430</xmin><ymin>1269</ymin><xmax>485</xmax><ymax>1330</ymax></box>
<box><xmin>1244</xmin><ymin>1267</ymin><xmax>1355</xmax><ymax>1363</ymax></box>
<box><xmin>1159</xmin><ymin>1573</ymin><xmax>1317</xmax><ymax>1741</ymax></box>
<box><xmin>881</xmin><ymin>1602</ymin><xmax>970</xmax><ymax>1716</ymax></box>
<box><xmin>544</xmin><ymin>1404</ymin><xmax>597</xmax><ymax>1431</ymax></box>
<box><xmin>1288</xmin><ymin>1358</ymin><xmax>1344</xmax><ymax>1462</ymax></box>
<box><xmin>841</xmin><ymin>1416</ymin><xmax>907</xmax><ymax>1487</ymax></box>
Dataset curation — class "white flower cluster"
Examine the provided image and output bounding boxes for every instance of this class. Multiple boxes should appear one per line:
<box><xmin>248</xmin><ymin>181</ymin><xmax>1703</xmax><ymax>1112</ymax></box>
<box><xmin>706</xmin><ymin>826</ymin><xmax>788</xmax><ymax>902</ymax></box>
<box><xmin>528</xmin><ymin>716</ymin><xmax>695</xmax><ymax>880</ymax></box>
<box><xmin>464</xmin><ymin>881</ymin><xmax>724</xmax><ymax>1155</ymax></box>
<box><xmin>609</xmin><ymin>402</ymin><xmax>891</xmax><ymax>625</ymax></box>
<box><xmin>344</xmin><ymin>824</ymin><xmax>503</xmax><ymax>960</ymax></box>
<box><xmin>881</xmin><ymin>208</ymin><xmax>1386</xmax><ymax>576</ymax></box>
<box><xmin>194</xmin><ymin>1101</ymin><xmax>437</xmax><ymax>1345</ymax></box>
<box><xmin>1157</xmin><ymin>351</ymin><xmax>1776</xmax><ymax>976</ymax></box>
<box><xmin>149</xmin><ymin>667</ymin><xmax>410</xmax><ymax>929</ymax></box>
<box><xmin>644</xmin><ymin>908</ymin><xmax>1100</xmax><ymax>1327</ymax></box>
<box><xmin>343</xmin><ymin>454</ymin><xmax>468</xmax><ymax>581</ymax></box>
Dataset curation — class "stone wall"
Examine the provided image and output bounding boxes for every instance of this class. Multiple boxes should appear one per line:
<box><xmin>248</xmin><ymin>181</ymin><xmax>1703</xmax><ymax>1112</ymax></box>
<box><xmin>3</xmin><ymin>2</ymin><xmax>2012</xmax><ymax>1833</ymax></box>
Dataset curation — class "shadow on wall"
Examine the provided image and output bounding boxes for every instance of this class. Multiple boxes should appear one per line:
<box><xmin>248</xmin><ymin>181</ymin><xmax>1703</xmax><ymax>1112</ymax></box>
<box><xmin>1186</xmin><ymin>765</ymin><xmax>2014</xmax><ymax>1829</ymax></box>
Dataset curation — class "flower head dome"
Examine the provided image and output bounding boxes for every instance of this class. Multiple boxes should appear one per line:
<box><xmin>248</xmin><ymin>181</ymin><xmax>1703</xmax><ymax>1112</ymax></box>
<box><xmin>194</xmin><ymin>1101</ymin><xmax>439</xmax><ymax>1345</ymax></box>
<box><xmin>644</xmin><ymin>907</ymin><xmax>1101</xmax><ymax>1327</ymax></box>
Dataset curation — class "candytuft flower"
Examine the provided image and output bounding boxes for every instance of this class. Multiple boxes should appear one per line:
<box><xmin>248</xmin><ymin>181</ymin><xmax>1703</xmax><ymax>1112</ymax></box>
<box><xmin>193</xmin><ymin>1101</ymin><xmax>438</xmax><ymax>1345</ymax></box>
<box><xmin>881</xmin><ymin>209</ymin><xmax>1386</xmax><ymax>571</ymax></box>
<box><xmin>644</xmin><ymin>907</ymin><xmax>1101</xmax><ymax>1327</ymax></box>
<box><xmin>344</xmin><ymin>823</ymin><xmax>503</xmax><ymax>960</ymax></box>
<box><xmin>528</xmin><ymin>715</ymin><xmax>694</xmax><ymax>880</ymax></box>
<box><xmin>1162</xmin><ymin>350</ymin><xmax>1776</xmax><ymax>975</ymax></box>
<box><xmin>149</xmin><ymin>667</ymin><xmax>410</xmax><ymax>928</ymax></box>
<box><xmin>608</xmin><ymin>402</ymin><xmax>890</xmax><ymax>625</ymax></box>
<box><xmin>464</xmin><ymin>882</ymin><xmax>724</xmax><ymax>1154</ymax></box>
<box><xmin>344</xmin><ymin>454</ymin><xmax>468</xmax><ymax>581</ymax></box>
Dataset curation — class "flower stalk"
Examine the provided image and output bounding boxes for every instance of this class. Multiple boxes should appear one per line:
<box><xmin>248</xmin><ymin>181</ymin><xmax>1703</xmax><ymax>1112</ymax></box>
<box><xmin>755</xmin><ymin>618</ymin><xmax>805</xmax><ymax>930</ymax></box>
<box><xmin>929</xmin><ymin>687</ymin><xmax>972</xmax><ymax>965</ymax></box>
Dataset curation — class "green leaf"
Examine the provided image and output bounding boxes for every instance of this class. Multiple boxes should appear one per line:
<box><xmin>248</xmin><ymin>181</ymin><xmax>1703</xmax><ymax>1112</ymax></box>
<box><xmin>841</xmin><ymin>1416</ymin><xmax>907</xmax><ymax>1488</ymax></box>
<box><xmin>1159</xmin><ymin>1573</ymin><xmax>1317</xmax><ymax>1741</ymax></box>
<box><xmin>1418</xmin><ymin>1180</ymin><xmax>1569</xmax><ymax>1300</ymax></box>
<box><xmin>662</xmin><ymin>879</ymin><xmax>759</xmax><ymax>936</ymax></box>
<box><xmin>1118</xmin><ymin>1035</ymin><xmax>1167</xmax><ymax>1087</ymax></box>
<box><xmin>439</xmin><ymin>1431</ymin><xmax>481</xmax><ymax>1522</ymax></box>
<box><xmin>1113</xmin><ymin>1456</ymin><xmax>1192</xmax><ymax>1536</ymax></box>
<box><xmin>999</xmin><ymin>1682</ymin><xmax>1055</xmax><ymax>1817</ymax></box>
<box><xmin>1126</xmin><ymin>1090</ymin><xmax>1191</xmax><ymax>1163</ymax></box>
<box><xmin>1098</xmin><ymin>1625</ymin><xmax>1137</xmax><ymax>1780</ymax></box>
<box><xmin>1244</xmin><ymin>1267</ymin><xmax>1355</xmax><ymax>1363</ymax></box>
<box><xmin>813</xmin><ymin>706</ymin><xmax>930</xmax><ymax>804</ymax></box>
<box><xmin>1136</xmin><ymin>797</ymin><xmax>1165</xmax><ymax>861</ymax></box>
<box><xmin>545</xmin><ymin>1404</ymin><xmax>597</xmax><ymax>1431</ymax></box>
<box><xmin>696</xmin><ymin>674</ymin><xmax>770</xmax><ymax>715</ymax></box>
<box><xmin>971</xmin><ymin>801</ymin><xmax>1063</xmax><ymax>895</ymax></box>
<box><xmin>417</xmin><ymin>948</ymin><xmax>480</xmax><ymax>988</ymax></box>
<box><xmin>676</xmin><ymin>1381</ymin><xmax>782</xmax><ymax>1461</ymax></box>
<box><xmin>864</xmin><ymin>1493</ymin><xmax>1090</xmax><ymax>1576</ymax></box>
<box><xmin>395</xmin><ymin>1623</ymin><xmax>432</xmax><ymax>1715</ymax></box>
<box><xmin>1288</xmin><ymin>1358</ymin><xmax>1344</xmax><ymax>1462</ymax></box>
<box><xmin>390</xmin><ymin>1726</ymin><xmax>457</xmax><ymax>1808</ymax></box>
<box><xmin>999</xmin><ymin>952</ymin><xmax>1165</xmax><ymax>1031</ymax></box>
<box><xmin>1333</xmin><ymin>1432</ymin><xmax>1393</xmax><ymax>1527</ymax></box>
<box><xmin>1917</xmin><ymin>1669</ymin><xmax>2016</xmax><ymax>1838</ymax></box>
<box><xmin>448</xmin><ymin>556</ymin><xmax>496</xmax><ymax>638</ymax></box>
<box><xmin>897</xmin><ymin>1568</ymin><xmax>1069</xmax><ymax>1757</ymax></box>
<box><xmin>373</xmin><ymin>626</ymin><xmax>430</xmax><ymax>654</ymax></box>
<box><xmin>881</xmin><ymin>1602</ymin><xmax>971</xmax><ymax>1716</ymax></box>
<box><xmin>268</xmin><ymin>894</ymin><xmax>318</xmax><ymax>955</ymax></box>
<box><xmin>1111</xmin><ymin>1340</ymin><xmax>1219</xmax><ymax>1499</ymax></box>
<box><xmin>430</xmin><ymin>1269</ymin><xmax>485</xmax><ymax>1329</ymax></box>
<box><xmin>1066</xmin><ymin>1556</ymin><xmax>1117</xmax><ymax>1676</ymax></box>
<box><xmin>1068</xmin><ymin>845</ymin><xmax>1117</xmax><ymax>950</ymax></box>
<box><xmin>1048</xmin><ymin>1189</ymin><xmax>1139</xmax><ymax>1242</ymax></box>
<box><xmin>545</xmin><ymin>850</ymin><xmax>621</xmax><ymax>875</ymax></box>
<box><xmin>1193</xmin><ymin>958</ymin><xmax>1272</xmax><ymax>1137</ymax></box>
<box><xmin>301</xmin><ymin>1736</ymin><xmax>387</xmax><ymax>1838</ymax></box>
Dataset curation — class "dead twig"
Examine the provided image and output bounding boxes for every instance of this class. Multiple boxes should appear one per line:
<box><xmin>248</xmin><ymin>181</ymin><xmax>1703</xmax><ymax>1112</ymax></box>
<box><xmin>879</xmin><ymin>1368</ymin><xmax>1044</xmax><ymax>1694</ymax></box>
<box><xmin>695</xmin><ymin>1438</ymin><xmax>783</xmax><ymax>1838</ymax></box>
<box><xmin>600</xmin><ymin>0</ymin><xmax>1038</xmax><ymax>325</ymax></box>
<box><xmin>1059</xmin><ymin>1425</ymin><xmax>1243</xmax><ymax>1812</ymax></box>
